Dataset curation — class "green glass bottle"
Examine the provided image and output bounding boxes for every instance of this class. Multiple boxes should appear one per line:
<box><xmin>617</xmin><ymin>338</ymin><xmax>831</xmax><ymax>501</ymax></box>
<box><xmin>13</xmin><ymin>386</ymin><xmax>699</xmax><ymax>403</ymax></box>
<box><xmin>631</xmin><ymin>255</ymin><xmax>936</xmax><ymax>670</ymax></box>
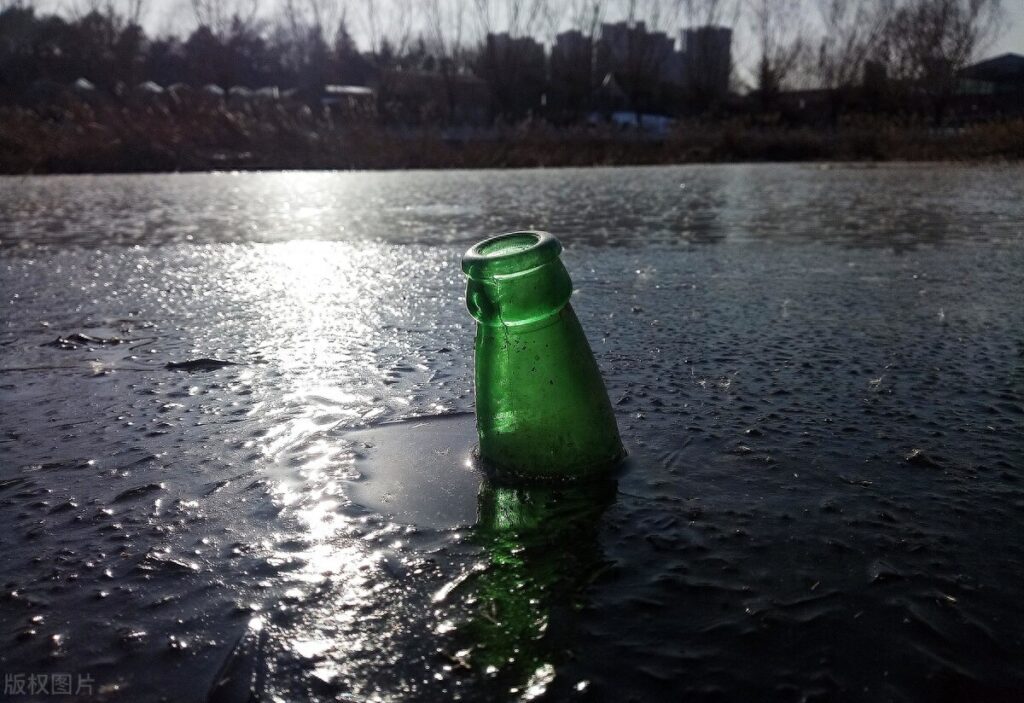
<box><xmin>462</xmin><ymin>231</ymin><xmax>625</xmax><ymax>481</ymax></box>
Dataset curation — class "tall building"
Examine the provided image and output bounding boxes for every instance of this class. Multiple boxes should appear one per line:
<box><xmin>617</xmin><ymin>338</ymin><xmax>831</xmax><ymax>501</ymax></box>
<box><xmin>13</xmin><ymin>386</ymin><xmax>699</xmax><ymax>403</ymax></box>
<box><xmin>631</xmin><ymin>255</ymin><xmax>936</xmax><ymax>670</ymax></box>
<box><xmin>599</xmin><ymin>21</ymin><xmax>678</xmax><ymax>84</ymax></box>
<box><xmin>681</xmin><ymin>26</ymin><xmax>732</xmax><ymax>100</ymax></box>
<box><xmin>484</xmin><ymin>32</ymin><xmax>545</xmax><ymax>65</ymax></box>
<box><xmin>592</xmin><ymin>21</ymin><xmax>688</xmax><ymax>114</ymax></box>
<box><xmin>550</xmin><ymin>30</ymin><xmax>596</xmax><ymax>118</ymax></box>
<box><xmin>599</xmin><ymin>21</ymin><xmax>633</xmax><ymax>70</ymax></box>
<box><xmin>554</xmin><ymin>30</ymin><xmax>591</xmax><ymax>60</ymax></box>
<box><xmin>480</xmin><ymin>33</ymin><xmax>546</xmax><ymax>120</ymax></box>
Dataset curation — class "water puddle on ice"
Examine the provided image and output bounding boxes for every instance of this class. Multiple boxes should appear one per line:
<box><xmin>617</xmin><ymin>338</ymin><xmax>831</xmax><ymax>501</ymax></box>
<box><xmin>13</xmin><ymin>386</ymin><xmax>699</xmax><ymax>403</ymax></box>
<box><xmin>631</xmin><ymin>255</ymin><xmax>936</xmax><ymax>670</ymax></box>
<box><xmin>344</xmin><ymin>413</ymin><xmax>482</xmax><ymax>530</ymax></box>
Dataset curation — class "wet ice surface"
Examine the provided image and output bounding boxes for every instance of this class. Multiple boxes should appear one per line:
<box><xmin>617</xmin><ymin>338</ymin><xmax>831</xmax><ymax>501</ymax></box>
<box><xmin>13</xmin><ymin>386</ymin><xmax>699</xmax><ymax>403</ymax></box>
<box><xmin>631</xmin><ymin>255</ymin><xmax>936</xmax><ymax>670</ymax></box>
<box><xmin>0</xmin><ymin>163</ymin><xmax>1022</xmax><ymax>702</ymax></box>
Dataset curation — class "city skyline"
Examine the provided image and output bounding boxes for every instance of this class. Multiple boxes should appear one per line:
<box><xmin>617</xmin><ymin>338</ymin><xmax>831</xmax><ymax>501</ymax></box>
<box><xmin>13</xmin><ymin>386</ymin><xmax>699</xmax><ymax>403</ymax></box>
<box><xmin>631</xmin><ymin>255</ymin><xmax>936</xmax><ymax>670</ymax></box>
<box><xmin>27</xmin><ymin>0</ymin><xmax>1024</xmax><ymax>62</ymax></box>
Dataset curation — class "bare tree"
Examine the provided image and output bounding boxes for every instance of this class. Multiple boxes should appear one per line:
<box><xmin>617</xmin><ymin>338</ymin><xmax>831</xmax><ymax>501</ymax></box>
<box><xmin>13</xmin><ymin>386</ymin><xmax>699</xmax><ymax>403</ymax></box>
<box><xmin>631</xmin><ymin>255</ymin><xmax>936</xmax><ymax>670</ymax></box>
<box><xmin>813</xmin><ymin>0</ymin><xmax>888</xmax><ymax>90</ymax></box>
<box><xmin>423</xmin><ymin>0</ymin><xmax>470</xmax><ymax>122</ymax></box>
<box><xmin>748</xmin><ymin>0</ymin><xmax>807</xmax><ymax>105</ymax></box>
<box><xmin>360</xmin><ymin>0</ymin><xmax>413</xmax><ymax>55</ymax></box>
<box><xmin>280</xmin><ymin>0</ymin><xmax>346</xmax><ymax>62</ymax></box>
<box><xmin>73</xmin><ymin>0</ymin><xmax>148</xmax><ymax>24</ymax></box>
<box><xmin>470</xmin><ymin>0</ymin><xmax>551</xmax><ymax>40</ymax></box>
<box><xmin>565</xmin><ymin>0</ymin><xmax>608</xmax><ymax>38</ymax></box>
<box><xmin>191</xmin><ymin>0</ymin><xmax>261</xmax><ymax>36</ymax></box>
<box><xmin>123</xmin><ymin>0</ymin><xmax>147</xmax><ymax>24</ymax></box>
<box><xmin>67</xmin><ymin>0</ymin><xmax>105</xmax><ymax>18</ymax></box>
<box><xmin>282</xmin><ymin>0</ymin><xmax>346</xmax><ymax>39</ymax></box>
<box><xmin>880</xmin><ymin>0</ymin><xmax>1003</xmax><ymax>121</ymax></box>
<box><xmin>809</xmin><ymin>0</ymin><xmax>892</xmax><ymax>120</ymax></box>
<box><xmin>424</xmin><ymin>0</ymin><xmax>468</xmax><ymax>64</ymax></box>
<box><xmin>359</xmin><ymin>0</ymin><xmax>413</xmax><ymax>120</ymax></box>
<box><xmin>617</xmin><ymin>0</ymin><xmax>685</xmax><ymax>31</ymax></box>
<box><xmin>681</xmin><ymin>0</ymin><xmax>738</xmax><ymax>26</ymax></box>
<box><xmin>277</xmin><ymin>0</ymin><xmax>344</xmax><ymax>93</ymax></box>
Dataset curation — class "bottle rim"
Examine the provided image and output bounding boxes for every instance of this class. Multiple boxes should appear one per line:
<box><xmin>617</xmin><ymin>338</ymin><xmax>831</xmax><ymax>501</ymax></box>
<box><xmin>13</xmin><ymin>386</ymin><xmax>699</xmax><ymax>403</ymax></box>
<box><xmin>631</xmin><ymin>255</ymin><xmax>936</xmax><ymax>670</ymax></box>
<box><xmin>462</xmin><ymin>231</ymin><xmax>562</xmax><ymax>279</ymax></box>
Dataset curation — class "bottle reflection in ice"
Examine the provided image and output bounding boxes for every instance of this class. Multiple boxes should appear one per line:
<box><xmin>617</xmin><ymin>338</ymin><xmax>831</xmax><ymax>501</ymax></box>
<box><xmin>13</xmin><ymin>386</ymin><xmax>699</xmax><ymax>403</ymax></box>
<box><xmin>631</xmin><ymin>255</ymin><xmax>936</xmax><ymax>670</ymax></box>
<box><xmin>462</xmin><ymin>231</ymin><xmax>625</xmax><ymax>481</ymax></box>
<box><xmin>452</xmin><ymin>479</ymin><xmax>616</xmax><ymax>689</ymax></box>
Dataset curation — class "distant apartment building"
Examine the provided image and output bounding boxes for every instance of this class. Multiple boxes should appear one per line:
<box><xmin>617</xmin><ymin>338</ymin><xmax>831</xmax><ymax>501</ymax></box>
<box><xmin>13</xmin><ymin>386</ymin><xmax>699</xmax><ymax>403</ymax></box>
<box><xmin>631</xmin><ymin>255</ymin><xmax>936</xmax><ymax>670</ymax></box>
<box><xmin>554</xmin><ymin>30</ymin><xmax>592</xmax><ymax>60</ymax></box>
<box><xmin>482</xmin><ymin>22</ymin><xmax>733</xmax><ymax>120</ymax></box>
<box><xmin>480</xmin><ymin>32</ymin><xmax>546</xmax><ymax>120</ymax></box>
<box><xmin>552</xmin><ymin>29</ymin><xmax>594</xmax><ymax>86</ymax></box>
<box><xmin>594</xmin><ymin>22</ymin><xmax>732</xmax><ymax>95</ymax></box>
<box><xmin>485</xmin><ymin>32</ymin><xmax>545</xmax><ymax>62</ymax></box>
<box><xmin>550</xmin><ymin>30</ymin><xmax>596</xmax><ymax>120</ymax></box>
<box><xmin>680</xmin><ymin>26</ymin><xmax>732</xmax><ymax>101</ymax></box>
<box><xmin>572</xmin><ymin>21</ymin><xmax>735</xmax><ymax>116</ymax></box>
<box><xmin>598</xmin><ymin>21</ymin><xmax>680</xmax><ymax>86</ymax></box>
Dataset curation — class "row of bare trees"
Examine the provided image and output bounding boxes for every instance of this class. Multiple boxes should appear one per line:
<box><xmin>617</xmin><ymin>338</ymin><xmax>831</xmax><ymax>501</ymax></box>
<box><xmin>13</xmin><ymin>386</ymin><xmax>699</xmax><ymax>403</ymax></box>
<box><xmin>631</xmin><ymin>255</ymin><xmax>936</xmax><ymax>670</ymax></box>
<box><xmin>752</xmin><ymin>0</ymin><xmax>1003</xmax><ymax>113</ymax></box>
<box><xmin>0</xmin><ymin>0</ymin><xmax>1008</xmax><ymax>124</ymax></box>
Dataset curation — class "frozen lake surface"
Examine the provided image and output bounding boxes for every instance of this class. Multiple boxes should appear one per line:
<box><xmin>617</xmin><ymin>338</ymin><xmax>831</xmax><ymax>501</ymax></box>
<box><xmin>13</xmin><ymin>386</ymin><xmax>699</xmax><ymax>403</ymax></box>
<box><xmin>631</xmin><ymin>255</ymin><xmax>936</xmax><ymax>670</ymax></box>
<box><xmin>1</xmin><ymin>164</ymin><xmax>1023</xmax><ymax>702</ymax></box>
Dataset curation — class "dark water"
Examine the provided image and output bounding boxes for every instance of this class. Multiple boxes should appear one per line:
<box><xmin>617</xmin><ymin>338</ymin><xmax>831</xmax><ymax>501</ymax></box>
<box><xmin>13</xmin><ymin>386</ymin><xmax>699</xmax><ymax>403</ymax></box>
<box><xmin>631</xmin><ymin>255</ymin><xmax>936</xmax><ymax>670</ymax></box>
<box><xmin>1</xmin><ymin>164</ymin><xmax>1022</xmax><ymax>702</ymax></box>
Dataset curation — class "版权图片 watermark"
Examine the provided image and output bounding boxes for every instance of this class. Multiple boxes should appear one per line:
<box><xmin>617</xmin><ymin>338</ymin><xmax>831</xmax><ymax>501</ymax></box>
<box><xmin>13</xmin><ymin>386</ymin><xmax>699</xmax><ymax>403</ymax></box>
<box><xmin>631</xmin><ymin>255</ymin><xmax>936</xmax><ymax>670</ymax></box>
<box><xmin>4</xmin><ymin>672</ymin><xmax>94</xmax><ymax>696</ymax></box>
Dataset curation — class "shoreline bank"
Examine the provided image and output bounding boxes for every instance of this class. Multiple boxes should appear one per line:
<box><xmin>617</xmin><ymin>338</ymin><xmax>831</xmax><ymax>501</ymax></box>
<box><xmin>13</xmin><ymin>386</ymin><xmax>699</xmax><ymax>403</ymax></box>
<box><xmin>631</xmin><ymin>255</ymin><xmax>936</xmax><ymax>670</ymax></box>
<box><xmin>3</xmin><ymin>104</ymin><xmax>1023</xmax><ymax>175</ymax></box>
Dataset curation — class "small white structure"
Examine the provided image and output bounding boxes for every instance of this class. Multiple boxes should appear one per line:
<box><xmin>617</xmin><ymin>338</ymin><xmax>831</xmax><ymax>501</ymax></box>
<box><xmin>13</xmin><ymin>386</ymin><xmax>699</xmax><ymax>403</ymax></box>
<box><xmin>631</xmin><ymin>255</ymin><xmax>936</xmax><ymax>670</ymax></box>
<box><xmin>253</xmin><ymin>86</ymin><xmax>280</xmax><ymax>100</ymax></box>
<box><xmin>136</xmin><ymin>81</ymin><xmax>164</xmax><ymax>94</ymax></box>
<box><xmin>321</xmin><ymin>85</ymin><xmax>375</xmax><ymax>113</ymax></box>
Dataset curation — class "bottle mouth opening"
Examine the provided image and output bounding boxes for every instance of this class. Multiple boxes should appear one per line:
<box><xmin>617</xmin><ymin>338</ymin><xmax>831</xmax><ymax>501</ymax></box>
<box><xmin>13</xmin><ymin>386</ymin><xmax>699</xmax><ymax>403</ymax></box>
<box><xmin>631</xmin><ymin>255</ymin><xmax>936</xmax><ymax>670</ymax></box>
<box><xmin>477</xmin><ymin>232</ymin><xmax>538</xmax><ymax>256</ymax></box>
<box><xmin>462</xmin><ymin>231</ymin><xmax>562</xmax><ymax>279</ymax></box>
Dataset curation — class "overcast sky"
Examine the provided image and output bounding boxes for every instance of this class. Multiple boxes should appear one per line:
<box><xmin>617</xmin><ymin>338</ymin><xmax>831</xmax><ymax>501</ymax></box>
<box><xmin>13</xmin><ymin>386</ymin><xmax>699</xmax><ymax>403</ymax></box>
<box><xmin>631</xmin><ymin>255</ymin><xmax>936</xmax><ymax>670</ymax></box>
<box><xmin>995</xmin><ymin>2</ymin><xmax>1024</xmax><ymax>55</ymax></box>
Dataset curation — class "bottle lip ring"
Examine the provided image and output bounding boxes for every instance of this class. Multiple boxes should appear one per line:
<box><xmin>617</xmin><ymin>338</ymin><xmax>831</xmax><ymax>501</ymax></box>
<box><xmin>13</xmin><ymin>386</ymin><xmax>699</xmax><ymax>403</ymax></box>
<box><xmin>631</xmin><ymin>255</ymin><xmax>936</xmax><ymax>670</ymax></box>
<box><xmin>462</xmin><ymin>231</ymin><xmax>562</xmax><ymax>279</ymax></box>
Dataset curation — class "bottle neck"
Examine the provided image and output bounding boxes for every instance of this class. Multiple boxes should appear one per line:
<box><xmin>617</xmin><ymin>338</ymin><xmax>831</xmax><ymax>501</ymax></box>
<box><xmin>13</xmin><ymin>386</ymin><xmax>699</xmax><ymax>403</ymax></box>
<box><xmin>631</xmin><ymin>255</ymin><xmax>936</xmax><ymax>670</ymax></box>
<box><xmin>465</xmin><ymin>258</ymin><xmax>573</xmax><ymax>328</ymax></box>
